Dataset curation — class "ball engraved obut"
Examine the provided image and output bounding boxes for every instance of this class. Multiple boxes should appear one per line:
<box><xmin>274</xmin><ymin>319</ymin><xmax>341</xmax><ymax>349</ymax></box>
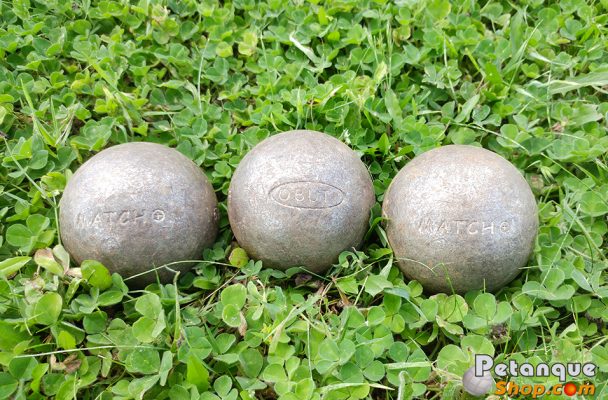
<box><xmin>462</xmin><ymin>366</ymin><xmax>494</xmax><ymax>396</ymax></box>
<box><xmin>59</xmin><ymin>142</ymin><xmax>218</xmax><ymax>286</ymax></box>
<box><xmin>382</xmin><ymin>145</ymin><xmax>538</xmax><ymax>293</ymax></box>
<box><xmin>228</xmin><ymin>130</ymin><xmax>375</xmax><ymax>273</ymax></box>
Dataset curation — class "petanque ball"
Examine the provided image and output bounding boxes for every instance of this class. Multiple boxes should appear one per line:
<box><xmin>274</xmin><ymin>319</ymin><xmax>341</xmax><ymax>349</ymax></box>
<box><xmin>382</xmin><ymin>145</ymin><xmax>538</xmax><ymax>293</ymax></box>
<box><xmin>462</xmin><ymin>366</ymin><xmax>494</xmax><ymax>396</ymax></box>
<box><xmin>228</xmin><ymin>130</ymin><xmax>375</xmax><ymax>273</ymax></box>
<box><xmin>59</xmin><ymin>142</ymin><xmax>218</xmax><ymax>286</ymax></box>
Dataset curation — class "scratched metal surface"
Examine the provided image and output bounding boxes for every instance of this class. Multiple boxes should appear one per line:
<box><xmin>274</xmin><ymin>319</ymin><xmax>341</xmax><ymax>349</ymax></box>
<box><xmin>59</xmin><ymin>142</ymin><xmax>218</xmax><ymax>286</ymax></box>
<box><xmin>228</xmin><ymin>130</ymin><xmax>375</xmax><ymax>273</ymax></box>
<box><xmin>383</xmin><ymin>145</ymin><xmax>538</xmax><ymax>293</ymax></box>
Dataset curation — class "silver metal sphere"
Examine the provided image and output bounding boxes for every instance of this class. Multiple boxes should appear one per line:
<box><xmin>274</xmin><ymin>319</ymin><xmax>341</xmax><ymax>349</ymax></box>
<box><xmin>59</xmin><ymin>142</ymin><xmax>218</xmax><ymax>286</ymax></box>
<box><xmin>228</xmin><ymin>130</ymin><xmax>375</xmax><ymax>273</ymax></box>
<box><xmin>462</xmin><ymin>366</ymin><xmax>494</xmax><ymax>396</ymax></box>
<box><xmin>382</xmin><ymin>145</ymin><xmax>537</xmax><ymax>293</ymax></box>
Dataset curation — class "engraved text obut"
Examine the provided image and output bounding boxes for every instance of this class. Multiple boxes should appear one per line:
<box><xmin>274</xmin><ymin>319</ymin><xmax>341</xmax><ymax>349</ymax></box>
<box><xmin>270</xmin><ymin>181</ymin><xmax>345</xmax><ymax>209</ymax></box>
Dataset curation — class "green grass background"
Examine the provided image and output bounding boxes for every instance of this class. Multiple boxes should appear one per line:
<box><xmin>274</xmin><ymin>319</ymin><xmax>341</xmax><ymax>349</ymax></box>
<box><xmin>1</xmin><ymin>0</ymin><xmax>607</xmax><ymax>399</ymax></box>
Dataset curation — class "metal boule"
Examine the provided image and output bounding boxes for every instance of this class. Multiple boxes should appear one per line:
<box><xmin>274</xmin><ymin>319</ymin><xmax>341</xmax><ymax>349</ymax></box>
<box><xmin>382</xmin><ymin>145</ymin><xmax>538</xmax><ymax>293</ymax></box>
<box><xmin>228</xmin><ymin>130</ymin><xmax>375</xmax><ymax>273</ymax></box>
<box><xmin>462</xmin><ymin>366</ymin><xmax>494</xmax><ymax>396</ymax></box>
<box><xmin>59</xmin><ymin>142</ymin><xmax>218</xmax><ymax>286</ymax></box>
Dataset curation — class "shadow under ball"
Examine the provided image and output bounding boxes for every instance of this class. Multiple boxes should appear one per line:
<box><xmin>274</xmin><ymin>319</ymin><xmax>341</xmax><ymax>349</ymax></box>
<box><xmin>59</xmin><ymin>142</ymin><xmax>218</xmax><ymax>287</ymax></box>
<box><xmin>382</xmin><ymin>145</ymin><xmax>538</xmax><ymax>294</ymax></box>
<box><xmin>228</xmin><ymin>130</ymin><xmax>375</xmax><ymax>273</ymax></box>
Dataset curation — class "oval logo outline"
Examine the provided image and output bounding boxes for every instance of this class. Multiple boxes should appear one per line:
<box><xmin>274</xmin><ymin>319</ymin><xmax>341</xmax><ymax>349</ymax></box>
<box><xmin>269</xmin><ymin>181</ymin><xmax>345</xmax><ymax>209</ymax></box>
